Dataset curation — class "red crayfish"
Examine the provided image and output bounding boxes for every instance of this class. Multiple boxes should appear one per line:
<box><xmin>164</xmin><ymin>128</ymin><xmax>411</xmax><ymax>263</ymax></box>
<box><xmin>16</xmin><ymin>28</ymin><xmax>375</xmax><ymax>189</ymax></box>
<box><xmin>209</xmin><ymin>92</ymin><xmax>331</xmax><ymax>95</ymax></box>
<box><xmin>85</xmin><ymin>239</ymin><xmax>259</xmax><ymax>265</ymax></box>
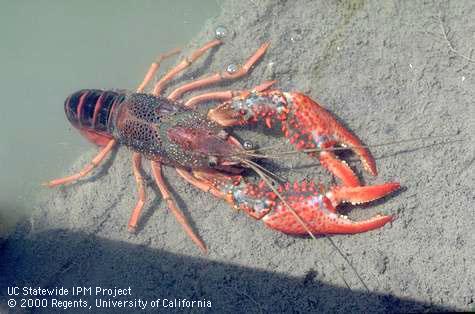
<box><xmin>46</xmin><ymin>38</ymin><xmax>400</xmax><ymax>253</ymax></box>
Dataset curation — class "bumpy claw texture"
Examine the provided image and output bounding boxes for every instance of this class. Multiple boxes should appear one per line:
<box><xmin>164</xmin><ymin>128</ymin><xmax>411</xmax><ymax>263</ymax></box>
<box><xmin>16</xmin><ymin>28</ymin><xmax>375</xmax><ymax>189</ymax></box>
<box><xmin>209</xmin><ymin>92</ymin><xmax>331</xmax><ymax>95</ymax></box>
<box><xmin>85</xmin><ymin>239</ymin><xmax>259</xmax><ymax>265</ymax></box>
<box><xmin>208</xmin><ymin>90</ymin><xmax>377</xmax><ymax>187</ymax></box>
<box><xmin>260</xmin><ymin>182</ymin><xmax>399</xmax><ymax>235</ymax></box>
<box><xmin>196</xmin><ymin>171</ymin><xmax>400</xmax><ymax>235</ymax></box>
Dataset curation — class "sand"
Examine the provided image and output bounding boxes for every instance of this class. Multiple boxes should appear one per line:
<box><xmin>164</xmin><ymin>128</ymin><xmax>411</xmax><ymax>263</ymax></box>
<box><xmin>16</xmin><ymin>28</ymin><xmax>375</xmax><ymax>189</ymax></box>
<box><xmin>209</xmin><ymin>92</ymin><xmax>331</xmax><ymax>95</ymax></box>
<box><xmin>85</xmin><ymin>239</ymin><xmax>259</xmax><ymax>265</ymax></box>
<box><xmin>1</xmin><ymin>1</ymin><xmax>474</xmax><ymax>313</ymax></box>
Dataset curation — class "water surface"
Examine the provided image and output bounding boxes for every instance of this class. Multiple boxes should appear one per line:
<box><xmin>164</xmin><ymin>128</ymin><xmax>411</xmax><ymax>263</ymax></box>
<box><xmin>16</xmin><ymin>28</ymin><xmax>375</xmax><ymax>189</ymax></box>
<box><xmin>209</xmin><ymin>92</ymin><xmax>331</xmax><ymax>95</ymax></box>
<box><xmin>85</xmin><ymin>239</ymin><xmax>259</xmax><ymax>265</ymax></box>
<box><xmin>0</xmin><ymin>1</ymin><xmax>220</xmax><ymax>235</ymax></box>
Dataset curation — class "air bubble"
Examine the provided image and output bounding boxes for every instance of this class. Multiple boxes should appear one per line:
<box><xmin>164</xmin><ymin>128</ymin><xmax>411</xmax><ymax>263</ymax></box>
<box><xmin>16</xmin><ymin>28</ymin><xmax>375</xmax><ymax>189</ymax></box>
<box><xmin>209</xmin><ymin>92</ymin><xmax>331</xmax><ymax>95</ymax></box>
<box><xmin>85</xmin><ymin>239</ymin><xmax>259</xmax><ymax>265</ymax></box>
<box><xmin>215</xmin><ymin>26</ymin><xmax>228</xmax><ymax>39</ymax></box>
<box><xmin>226</xmin><ymin>63</ymin><xmax>238</xmax><ymax>74</ymax></box>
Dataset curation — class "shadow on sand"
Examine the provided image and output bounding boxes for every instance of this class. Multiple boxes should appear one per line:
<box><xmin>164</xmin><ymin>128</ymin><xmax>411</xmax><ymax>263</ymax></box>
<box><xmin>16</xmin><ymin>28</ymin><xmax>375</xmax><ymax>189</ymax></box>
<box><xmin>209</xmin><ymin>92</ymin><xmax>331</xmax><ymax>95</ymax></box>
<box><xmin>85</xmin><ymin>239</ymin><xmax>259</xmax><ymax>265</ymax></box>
<box><xmin>0</xmin><ymin>226</ymin><xmax>452</xmax><ymax>313</ymax></box>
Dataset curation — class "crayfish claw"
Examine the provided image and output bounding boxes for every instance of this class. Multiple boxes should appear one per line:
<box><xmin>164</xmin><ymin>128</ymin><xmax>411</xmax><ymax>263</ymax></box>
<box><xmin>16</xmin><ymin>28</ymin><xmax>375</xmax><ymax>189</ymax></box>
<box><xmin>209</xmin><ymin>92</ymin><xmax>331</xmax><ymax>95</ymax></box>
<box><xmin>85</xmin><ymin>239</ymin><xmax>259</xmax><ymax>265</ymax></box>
<box><xmin>258</xmin><ymin>181</ymin><xmax>399</xmax><ymax>235</ymax></box>
<box><xmin>285</xmin><ymin>92</ymin><xmax>378</xmax><ymax>178</ymax></box>
<box><xmin>208</xmin><ymin>90</ymin><xmax>379</xmax><ymax>184</ymax></box>
<box><xmin>212</xmin><ymin>177</ymin><xmax>399</xmax><ymax>236</ymax></box>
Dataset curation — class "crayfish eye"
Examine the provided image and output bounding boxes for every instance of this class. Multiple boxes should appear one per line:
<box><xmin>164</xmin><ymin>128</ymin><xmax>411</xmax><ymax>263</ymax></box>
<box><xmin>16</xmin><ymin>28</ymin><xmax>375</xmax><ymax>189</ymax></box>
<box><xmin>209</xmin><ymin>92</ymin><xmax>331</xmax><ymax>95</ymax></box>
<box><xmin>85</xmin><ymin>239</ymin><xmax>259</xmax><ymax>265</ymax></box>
<box><xmin>208</xmin><ymin>156</ymin><xmax>218</xmax><ymax>167</ymax></box>
<box><xmin>243</xmin><ymin>140</ymin><xmax>254</xmax><ymax>150</ymax></box>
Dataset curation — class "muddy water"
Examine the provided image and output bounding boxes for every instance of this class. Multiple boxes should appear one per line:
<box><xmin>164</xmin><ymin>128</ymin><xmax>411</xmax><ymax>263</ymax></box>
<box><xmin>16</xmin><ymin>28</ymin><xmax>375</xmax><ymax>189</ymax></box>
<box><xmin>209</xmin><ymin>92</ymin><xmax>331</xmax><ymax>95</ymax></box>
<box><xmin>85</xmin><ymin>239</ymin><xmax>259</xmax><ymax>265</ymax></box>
<box><xmin>0</xmin><ymin>1</ymin><xmax>220</xmax><ymax>236</ymax></box>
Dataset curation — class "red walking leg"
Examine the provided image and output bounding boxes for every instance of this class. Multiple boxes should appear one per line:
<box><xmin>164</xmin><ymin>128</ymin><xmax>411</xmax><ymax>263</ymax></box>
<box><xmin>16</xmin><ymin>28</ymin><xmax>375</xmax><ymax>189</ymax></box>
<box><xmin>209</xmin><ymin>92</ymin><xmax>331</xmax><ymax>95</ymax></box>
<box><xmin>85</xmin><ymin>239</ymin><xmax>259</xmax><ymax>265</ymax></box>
<box><xmin>136</xmin><ymin>48</ymin><xmax>181</xmax><ymax>93</ymax></box>
<box><xmin>167</xmin><ymin>43</ymin><xmax>270</xmax><ymax>101</ymax></box>
<box><xmin>44</xmin><ymin>139</ymin><xmax>117</xmax><ymax>187</ymax></box>
<box><xmin>184</xmin><ymin>80</ymin><xmax>276</xmax><ymax>108</ymax></box>
<box><xmin>152</xmin><ymin>39</ymin><xmax>222</xmax><ymax>96</ymax></box>
<box><xmin>151</xmin><ymin>161</ymin><xmax>207</xmax><ymax>254</ymax></box>
<box><xmin>127</xmin><ymin>153</ymin><xmax>147</xmax><ymax>232</ymax></box>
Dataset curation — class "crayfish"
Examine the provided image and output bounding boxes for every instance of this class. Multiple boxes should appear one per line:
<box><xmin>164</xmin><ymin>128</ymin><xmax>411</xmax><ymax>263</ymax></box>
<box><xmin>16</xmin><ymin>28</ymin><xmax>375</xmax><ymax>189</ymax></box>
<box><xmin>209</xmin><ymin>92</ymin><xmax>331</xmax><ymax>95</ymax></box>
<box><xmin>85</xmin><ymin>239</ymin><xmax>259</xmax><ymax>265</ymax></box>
<box><xmin>46</xmin><ymin>38</ymin><xmax>400</xmax><ymax>253</ymax></box>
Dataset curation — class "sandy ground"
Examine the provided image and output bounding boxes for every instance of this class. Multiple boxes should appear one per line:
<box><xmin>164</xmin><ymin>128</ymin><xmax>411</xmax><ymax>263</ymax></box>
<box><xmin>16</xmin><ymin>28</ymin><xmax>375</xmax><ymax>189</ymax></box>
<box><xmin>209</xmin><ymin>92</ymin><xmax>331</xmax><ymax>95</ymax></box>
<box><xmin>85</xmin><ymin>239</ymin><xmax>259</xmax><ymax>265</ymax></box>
<box><xmin>1</xmin><ymin>1</ymin><xmax>474</xmax><ymax>313</ymax></box>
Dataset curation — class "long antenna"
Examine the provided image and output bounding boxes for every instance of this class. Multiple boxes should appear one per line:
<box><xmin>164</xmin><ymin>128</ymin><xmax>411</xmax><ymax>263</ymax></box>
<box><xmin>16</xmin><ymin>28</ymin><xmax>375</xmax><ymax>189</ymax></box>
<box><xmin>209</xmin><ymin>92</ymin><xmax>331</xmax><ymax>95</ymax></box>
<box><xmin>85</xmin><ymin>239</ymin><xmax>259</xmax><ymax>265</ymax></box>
<box><xmin>235</xmin><ymin>134</ymin><xmax>464</xmax><ymax>160</ymax></box>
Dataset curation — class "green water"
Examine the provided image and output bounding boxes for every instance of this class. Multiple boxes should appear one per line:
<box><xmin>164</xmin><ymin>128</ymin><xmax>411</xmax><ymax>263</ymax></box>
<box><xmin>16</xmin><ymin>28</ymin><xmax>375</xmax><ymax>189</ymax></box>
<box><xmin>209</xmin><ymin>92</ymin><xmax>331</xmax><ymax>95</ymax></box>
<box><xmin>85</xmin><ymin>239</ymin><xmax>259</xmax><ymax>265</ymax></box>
<box><xmin>0</xmin><ymin>1</ymin><xmax>220</xmax><ymax>236</ymax></box>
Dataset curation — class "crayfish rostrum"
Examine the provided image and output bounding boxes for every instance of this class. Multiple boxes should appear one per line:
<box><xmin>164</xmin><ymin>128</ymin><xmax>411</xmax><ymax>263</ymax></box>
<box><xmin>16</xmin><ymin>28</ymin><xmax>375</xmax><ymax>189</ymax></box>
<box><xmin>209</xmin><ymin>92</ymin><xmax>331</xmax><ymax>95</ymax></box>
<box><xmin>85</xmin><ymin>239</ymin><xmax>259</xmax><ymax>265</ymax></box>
<box><xmin>46</xmin><ymin>38</ymin><xmax>399</xmax><ymax>253</ymax></box>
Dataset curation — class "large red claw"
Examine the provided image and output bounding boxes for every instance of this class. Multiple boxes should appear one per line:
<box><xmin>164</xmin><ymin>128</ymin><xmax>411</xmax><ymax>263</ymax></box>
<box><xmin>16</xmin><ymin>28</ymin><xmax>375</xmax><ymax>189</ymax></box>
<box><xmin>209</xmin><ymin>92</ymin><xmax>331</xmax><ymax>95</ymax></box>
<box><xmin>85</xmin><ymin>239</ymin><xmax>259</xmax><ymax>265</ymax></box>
<box><xmin>207</xmin><ymin>90</ymin><xmax>378</xmax><ymax>187</ymax></box>
<box><xmin>217</xmin><ymin>179</ymin><xmax>399</xmax><ymax>236</ymax></box>
<box><xmin>261</xmin><ymin>182</ymin><xmax>399</xmax><ymax>235</ymax></box>
<box><xmin>285</xmin><ymin>92</ymin><xmax>377</xmax><ymax>177</ymax></box>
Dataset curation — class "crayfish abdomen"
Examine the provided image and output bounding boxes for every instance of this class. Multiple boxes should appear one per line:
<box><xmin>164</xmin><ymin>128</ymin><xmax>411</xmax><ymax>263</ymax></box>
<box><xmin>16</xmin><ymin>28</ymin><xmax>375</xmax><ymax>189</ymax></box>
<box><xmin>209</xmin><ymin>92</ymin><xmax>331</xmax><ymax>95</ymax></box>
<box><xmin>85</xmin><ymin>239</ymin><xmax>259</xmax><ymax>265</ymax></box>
<box><xmin>64</xmin><ymin>89</ymin><xmax>126</xmax><ymax>146</ymax></box>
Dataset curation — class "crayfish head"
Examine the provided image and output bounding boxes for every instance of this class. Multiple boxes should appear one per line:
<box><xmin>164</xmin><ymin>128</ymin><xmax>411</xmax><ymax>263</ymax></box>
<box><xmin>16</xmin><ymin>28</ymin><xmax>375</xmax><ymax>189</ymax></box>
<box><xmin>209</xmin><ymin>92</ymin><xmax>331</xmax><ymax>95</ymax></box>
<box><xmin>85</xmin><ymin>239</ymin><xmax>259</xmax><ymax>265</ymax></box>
<box><xmin>165</xmin><ymin>124</ymin><xmax>248</xmax><ymax>172</ymax></box>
